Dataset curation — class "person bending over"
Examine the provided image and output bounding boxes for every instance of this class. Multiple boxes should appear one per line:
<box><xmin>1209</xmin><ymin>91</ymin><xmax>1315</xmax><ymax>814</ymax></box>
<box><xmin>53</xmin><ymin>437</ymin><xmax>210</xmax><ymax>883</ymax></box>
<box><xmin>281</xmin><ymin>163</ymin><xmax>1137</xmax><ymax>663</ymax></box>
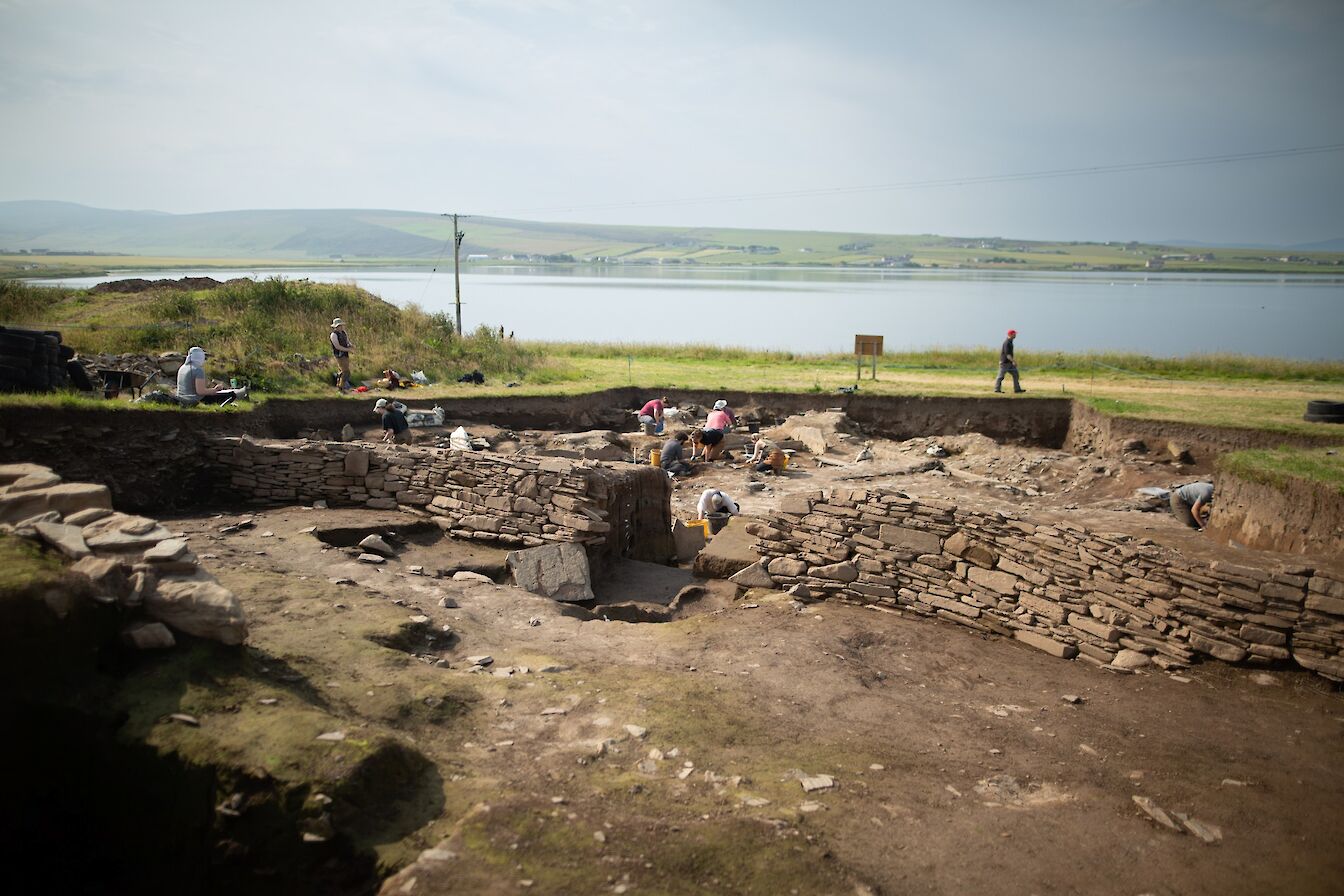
<box><xmin>638</xmin><ymin>396</ymin><xmax>668</xmax><ymax>433</ymax></box>
<box><xmin>711</xmin><ymin>399</ymin><xmax>737</xmax><ymax>427</ymax></box>
<box><xmin>690</xmin><ymin>427</ymin><xmax>726</xmax><ymax>461</ymax></box>
<box><xmin>1169</xmin><ymin>481</ymin><xmax>1213</xmax><ymax>530</ymax></box>
<box><xmin>697</xmin><ymin>488</ymin><xmax>741</xmax><ymax>519</ymax></box>
<box><xmin>660</xmin><ymin>432</ymin><xmax>694</xmax><ymax>476</ymax></box>
<box><xmin>706</xmin><ymin>402</ymin><xmax>734</xmax><ymax>433</ymax></box>
<box><xmin>375</xmin><ymin>398</ymin><xmax>414</xmax><ymax>444</ymax></box>
<box><xmin>742</xmin><ymin>433</ymin><xmax>788</xmax><ymax>474</ymax></box>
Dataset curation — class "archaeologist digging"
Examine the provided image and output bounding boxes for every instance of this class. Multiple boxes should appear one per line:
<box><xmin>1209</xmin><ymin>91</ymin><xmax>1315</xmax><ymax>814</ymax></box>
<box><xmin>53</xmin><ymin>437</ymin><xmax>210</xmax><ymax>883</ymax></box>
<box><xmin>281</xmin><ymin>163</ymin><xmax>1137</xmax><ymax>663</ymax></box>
<box><xmin>711</xmin><ymin>399</ymin><xmax>737</xmax><ymax>429</ymax></box>
<box><xmin>375</xmin><ymin>397</ymin><xmax>414</xmax><ymax>444</ymax></box>
<box><xmin>660</xmin><ymin>432</ymin><xmax>694</xmax><ymax>476</ymax></box>
<box><xmin>697</xmin><ymin>487</ymin><xmax>741</xmax><ymax>519</ymax></box>
<box><xmin>638</xmin><ymin>396</ymin><xmax>669</xmax><ymax>434</ymax></box>
<box><xmin>1169</xmin><ymin>480</ymin><xmax>1213</xmax><ymax>530</ymax></box>
<box><xmin>742</xmin><ymin>432</ymin><xmax>788</xmax><ymax>474</ymax></box>
<box><xmin>690</xmin><ymin>427</ymin><xmax>727</xmax><ymax>462</ymax></box>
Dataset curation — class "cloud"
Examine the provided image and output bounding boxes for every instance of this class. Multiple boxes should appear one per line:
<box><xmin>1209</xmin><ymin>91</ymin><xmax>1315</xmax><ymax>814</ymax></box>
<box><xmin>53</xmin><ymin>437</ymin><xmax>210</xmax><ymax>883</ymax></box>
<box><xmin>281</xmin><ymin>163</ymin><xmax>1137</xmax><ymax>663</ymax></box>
<box><xmin>0</xmin><ymin>0</ymin><xmax>1340</xmax><ymax>243</ymax></box>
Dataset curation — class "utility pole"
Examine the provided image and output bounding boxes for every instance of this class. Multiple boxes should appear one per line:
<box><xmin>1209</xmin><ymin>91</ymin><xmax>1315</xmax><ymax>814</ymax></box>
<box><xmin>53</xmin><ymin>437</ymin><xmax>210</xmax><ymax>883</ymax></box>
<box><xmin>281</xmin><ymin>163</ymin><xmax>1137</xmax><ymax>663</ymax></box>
<box><xmin>452</xmin><ymin>214</ymin><xmax>465</xmax><ymax>338</ymax></box>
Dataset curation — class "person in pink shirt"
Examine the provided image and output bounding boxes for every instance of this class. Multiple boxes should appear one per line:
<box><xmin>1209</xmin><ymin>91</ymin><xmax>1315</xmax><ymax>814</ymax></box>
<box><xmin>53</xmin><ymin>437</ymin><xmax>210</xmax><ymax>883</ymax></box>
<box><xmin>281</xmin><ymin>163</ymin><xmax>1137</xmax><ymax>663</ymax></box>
<box><xmin>711</xmin><ymin>399</ymin><xmax>737</xmax><ymax>427</ymax></box>
<box><xmin>705</xmin><ymin>408</ymin><xmax>732</xmax><ymax>431</ymax></box>
<box><xmin>639</xmin><ymin>396</ymin><xmax>668</xmax><ymax>433</ymax></box>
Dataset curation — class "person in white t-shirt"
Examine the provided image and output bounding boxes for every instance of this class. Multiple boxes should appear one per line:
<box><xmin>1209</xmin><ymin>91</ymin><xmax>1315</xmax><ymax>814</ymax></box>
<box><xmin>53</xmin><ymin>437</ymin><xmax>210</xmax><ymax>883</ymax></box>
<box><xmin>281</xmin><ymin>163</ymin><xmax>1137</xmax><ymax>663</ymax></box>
<box><xmin>697</xmin><ymin>488</ymin><xmax>740</xmax><ymax>519</ymax></box>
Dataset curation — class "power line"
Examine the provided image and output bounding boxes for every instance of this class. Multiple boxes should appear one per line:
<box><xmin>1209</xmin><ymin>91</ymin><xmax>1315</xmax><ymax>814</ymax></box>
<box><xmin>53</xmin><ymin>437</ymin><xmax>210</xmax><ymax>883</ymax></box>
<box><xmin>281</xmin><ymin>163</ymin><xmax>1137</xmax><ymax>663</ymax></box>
<box><xmin>497</xmin><ymin>142</ymin><xmax>1344</xmax><ymax>217</ymax></box>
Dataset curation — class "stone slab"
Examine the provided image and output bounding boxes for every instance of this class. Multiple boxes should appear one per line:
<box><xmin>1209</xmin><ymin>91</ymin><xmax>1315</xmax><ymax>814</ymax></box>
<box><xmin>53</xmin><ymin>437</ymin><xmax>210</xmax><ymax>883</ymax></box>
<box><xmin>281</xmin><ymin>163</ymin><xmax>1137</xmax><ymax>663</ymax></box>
<box><xmin>507</xmin><ymin>542</ymin><xmax>595</xmax><ymax>602</ymax></box>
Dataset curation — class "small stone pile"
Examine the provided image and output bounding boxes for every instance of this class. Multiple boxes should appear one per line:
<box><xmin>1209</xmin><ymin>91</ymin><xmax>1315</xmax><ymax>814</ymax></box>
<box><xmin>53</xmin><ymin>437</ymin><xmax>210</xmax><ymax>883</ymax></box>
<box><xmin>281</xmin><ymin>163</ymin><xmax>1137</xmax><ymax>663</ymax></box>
<box><xmin>210</xmin><ymin>438</ymin><xmax>672</xmax><ymax>568</ymax></box>
<box><xmin>87</xmin><ymin>351</ymin><xmax>182</xmax><ymax>379</ymax></box>
<box><xmin>741</xmin><ymin>487</ymin><xmax>1344</xmax><ymax>681</ymax></box>
<box><xmin>0</xmin><ymin>463</ymin><xmax>247</xmax><ymax>649</ymax></box>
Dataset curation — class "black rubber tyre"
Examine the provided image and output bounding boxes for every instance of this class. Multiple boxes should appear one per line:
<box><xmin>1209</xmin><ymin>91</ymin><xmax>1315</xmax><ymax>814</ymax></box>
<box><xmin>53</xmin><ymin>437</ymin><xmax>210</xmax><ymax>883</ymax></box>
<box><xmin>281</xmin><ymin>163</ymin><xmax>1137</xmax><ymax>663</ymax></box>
<box><xmin>0</xmin><ymin>353</ymin><xmax>34</xmax><ymax>368</ymax></box>
<box><xmin>0</xmin><ymin>333</ymin><xmax>36</xmax><ymax>353</ymax></box>
<box><xmin>66</xmin><ymin>360</ymin><xmax>94</xmax><ymax>391</ymax></box>
<box><xmin>1306</xmin><ymin>400</ymin><xmax>1344</xmax><ymax>415</ymax></box>
<box><xmin>1304</xmin><ymin>413</ymin><xmax>1344</xmax><ymax>424</ymax></box>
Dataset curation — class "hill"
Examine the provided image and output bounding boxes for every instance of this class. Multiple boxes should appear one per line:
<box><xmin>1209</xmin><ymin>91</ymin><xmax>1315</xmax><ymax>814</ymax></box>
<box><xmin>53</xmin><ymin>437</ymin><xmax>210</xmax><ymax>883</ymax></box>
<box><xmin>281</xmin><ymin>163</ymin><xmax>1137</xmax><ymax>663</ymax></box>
<box><xmin>2</xmin><ymin>201</ymin><xmax>1343</xmax><ymax>273</ymax></box>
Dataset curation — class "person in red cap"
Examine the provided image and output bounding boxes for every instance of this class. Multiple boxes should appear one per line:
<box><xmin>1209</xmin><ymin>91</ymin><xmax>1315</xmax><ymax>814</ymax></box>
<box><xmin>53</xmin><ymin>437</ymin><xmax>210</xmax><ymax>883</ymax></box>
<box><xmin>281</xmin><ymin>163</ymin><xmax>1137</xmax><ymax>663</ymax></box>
<box><xmin>994</xmin><ymin>328</ymin><xmax>1026</xmax><ymax>393</ymax></box>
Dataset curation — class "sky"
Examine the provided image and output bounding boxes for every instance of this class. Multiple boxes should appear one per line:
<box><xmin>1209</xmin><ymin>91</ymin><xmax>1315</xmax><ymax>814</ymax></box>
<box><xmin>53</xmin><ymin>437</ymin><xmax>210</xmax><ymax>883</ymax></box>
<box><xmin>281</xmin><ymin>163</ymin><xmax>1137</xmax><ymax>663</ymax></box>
<box><xmin>2</xmin><ymin>0</ymin><xmax>1342</xmax><ymax>245</ymax></box>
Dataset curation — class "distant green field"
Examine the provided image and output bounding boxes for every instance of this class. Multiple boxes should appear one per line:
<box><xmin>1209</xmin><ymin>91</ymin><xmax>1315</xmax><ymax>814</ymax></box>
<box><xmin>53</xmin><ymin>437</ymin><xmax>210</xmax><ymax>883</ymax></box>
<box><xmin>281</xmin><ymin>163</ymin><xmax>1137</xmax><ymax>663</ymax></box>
<box><xmin>3</xmin><ymin>201</ymin><xmax>1341</xmax><ymax>275</ymax></box>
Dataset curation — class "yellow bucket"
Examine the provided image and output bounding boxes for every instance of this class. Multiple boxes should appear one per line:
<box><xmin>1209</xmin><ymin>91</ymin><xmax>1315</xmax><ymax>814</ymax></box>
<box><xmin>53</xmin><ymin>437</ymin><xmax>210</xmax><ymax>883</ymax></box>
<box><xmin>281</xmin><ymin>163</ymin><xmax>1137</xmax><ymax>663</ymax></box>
<box><xmin>650</xmin><ymin>448</ymin><xmax>662</xmax><ymax>467</ymax></box>
<box><xmin>780</xmin><ymin>453</ymin><xmax>790</xmax><ymax>470</ymax></box>
<box><xmin>686</xmin><ymin>519</ymin><xmax>710</xmax><ymax>538</ymax></box>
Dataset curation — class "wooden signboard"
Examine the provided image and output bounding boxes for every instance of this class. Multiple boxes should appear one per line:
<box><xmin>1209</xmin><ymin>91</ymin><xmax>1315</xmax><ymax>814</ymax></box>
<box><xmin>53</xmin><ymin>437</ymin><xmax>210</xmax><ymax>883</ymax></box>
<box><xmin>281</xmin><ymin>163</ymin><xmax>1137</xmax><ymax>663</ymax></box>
<box><xmin>854</xmin><ymin>335</ymin><xmax>884</xmax><ymax>356</ymax></box>
<box><xmin>854</xmin><ymin>334</ymin><xmax>883</xmax><ymax>381</ymax></box>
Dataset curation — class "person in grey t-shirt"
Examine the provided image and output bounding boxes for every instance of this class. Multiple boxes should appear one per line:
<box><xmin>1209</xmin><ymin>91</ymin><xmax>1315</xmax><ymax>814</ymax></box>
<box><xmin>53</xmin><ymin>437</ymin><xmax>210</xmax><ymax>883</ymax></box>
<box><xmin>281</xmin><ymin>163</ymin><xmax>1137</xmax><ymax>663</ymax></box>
<box><xmin>1169</xmin><ymin>481</ymin><xmax>1214</xmax><ymax>530</ymax></box>
<box><xmin>176</xmin><ymin>346</ymin><xmax>245</xmax><ymax>405</ymax></box>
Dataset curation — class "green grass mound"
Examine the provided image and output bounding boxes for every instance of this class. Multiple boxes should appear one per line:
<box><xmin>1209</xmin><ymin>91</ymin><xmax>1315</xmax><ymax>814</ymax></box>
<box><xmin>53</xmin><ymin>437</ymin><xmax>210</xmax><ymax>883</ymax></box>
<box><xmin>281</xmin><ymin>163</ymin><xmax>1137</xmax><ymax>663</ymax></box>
<box><xmin>0</xmin><ymin>278</ymin><xmax>558</xmax><ymax>392</ymax></box>
<box><xmin>1217</xmin><ymin>447</ymin><xmax>1344</xmax><ymax>495</ymax></box>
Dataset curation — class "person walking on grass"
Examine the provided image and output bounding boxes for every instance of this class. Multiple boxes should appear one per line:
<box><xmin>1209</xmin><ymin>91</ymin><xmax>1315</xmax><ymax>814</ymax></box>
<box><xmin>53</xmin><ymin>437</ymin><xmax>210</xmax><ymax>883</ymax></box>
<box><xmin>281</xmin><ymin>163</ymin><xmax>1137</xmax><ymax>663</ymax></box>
<box><xmin>330</xmin><ymin>318</ymin><xmax>354</xmax><ymax>392</ymax></box>
<box><xmin>994</xmin><ymin>328</ymin><xmax>1026</xmax><ymax>394</ymax></box>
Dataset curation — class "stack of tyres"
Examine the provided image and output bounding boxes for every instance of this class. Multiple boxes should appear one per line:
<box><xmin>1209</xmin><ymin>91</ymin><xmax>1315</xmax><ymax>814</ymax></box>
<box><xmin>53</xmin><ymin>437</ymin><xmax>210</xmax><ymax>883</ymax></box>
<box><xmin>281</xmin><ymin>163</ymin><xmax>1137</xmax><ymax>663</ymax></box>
<box><xmin>0</xmin><ymin>326</ymin><xmax>72</xmax><ymax>393</ymax></box>
<box><xmin>1304</xmin><ymin>400</ymin><xmax>1344</xmax><ymax>424</ymax></box>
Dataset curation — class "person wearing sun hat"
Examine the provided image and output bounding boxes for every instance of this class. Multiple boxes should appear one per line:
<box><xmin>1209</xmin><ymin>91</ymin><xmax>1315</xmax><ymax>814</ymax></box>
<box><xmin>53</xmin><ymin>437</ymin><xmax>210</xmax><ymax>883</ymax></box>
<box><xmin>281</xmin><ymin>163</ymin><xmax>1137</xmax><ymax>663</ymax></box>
<box><xmin>330</xmin><ymin>318</ymin><xmax>355</xmax><ymax>392</ymax></box>
<box><xmin>994</xmin><ymin>328</ymin><xmax>1026</xmax><ymax>394</ymax></box>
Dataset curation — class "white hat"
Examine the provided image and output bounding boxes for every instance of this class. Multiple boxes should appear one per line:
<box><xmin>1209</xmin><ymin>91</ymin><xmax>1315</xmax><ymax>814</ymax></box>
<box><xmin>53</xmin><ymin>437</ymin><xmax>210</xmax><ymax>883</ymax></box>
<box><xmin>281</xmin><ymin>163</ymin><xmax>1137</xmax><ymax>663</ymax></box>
<box><xmin>187</xmin><ymin>346</ymin><xmax>206</xmax><ymax>364</ymax></box>
<box><xmin>374</xmin><ymin>398</ymin><xmax>388</xmax><ymax>409</ymax></box>
<box><xmin>331</xmin><ymin>318</ymin><xmax>345</xmax><ymax>328</ymax></box>
<box><xmin>713</xmin><ymin>400</ymin><xmax>727</xmax><ymax>410</ymax></box>
<box><xmin>711</xmin><ymin>492</ymin><xmax>724</xmax><ymax>508</ymax></box>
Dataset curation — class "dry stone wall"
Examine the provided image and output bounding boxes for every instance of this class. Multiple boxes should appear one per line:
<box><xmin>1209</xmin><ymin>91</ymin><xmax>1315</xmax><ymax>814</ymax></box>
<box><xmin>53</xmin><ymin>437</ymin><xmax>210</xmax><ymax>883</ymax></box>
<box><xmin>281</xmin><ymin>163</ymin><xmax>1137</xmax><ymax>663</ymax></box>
<box><xmin>209</xmin><ymin>438</ymin><xmax>673</xmax><ymax>574</ymax></box>
<box><xmin>746</xmin><ymin>487</ymin><xmax>1344</xmax><ymax>681</ymax></box>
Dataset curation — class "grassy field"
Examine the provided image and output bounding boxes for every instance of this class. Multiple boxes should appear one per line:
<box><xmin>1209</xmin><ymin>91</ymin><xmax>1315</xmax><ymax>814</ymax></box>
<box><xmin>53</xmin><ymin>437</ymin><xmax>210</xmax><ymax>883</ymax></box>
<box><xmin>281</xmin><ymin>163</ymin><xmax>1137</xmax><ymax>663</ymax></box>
<box><xmin>1217</xmin><ymin>447</ymin><xmax>1344</xmax><ymax>495</ymax></box>
<box><xmin>4</xmin><ymin>239</ymin><xmax>1343</xmax><ymax>277</ymax></box>
<box><xmin>2</xmin><ymin>278</ymin><xmax>1342</xmax><ymax>444</ymax></box>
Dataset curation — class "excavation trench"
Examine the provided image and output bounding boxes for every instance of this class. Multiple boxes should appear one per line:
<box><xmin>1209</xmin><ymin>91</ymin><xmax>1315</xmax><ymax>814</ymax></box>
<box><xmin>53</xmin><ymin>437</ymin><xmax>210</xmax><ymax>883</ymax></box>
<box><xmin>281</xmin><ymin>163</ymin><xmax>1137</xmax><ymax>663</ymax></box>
<box><xmin>3</xmin><ymin>392</ymin><xmax>1342</xmax><ymax>895</ymax></box>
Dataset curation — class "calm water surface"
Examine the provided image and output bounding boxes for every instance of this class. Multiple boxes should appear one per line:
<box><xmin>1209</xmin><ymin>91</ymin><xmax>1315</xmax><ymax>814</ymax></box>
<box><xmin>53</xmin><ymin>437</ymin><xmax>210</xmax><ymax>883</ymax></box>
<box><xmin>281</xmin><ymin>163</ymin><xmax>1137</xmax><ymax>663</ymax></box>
<box><xmin>32</xmin><ymin>267</ymin><xmax>1344</xmax><ymax>360</ymax></box>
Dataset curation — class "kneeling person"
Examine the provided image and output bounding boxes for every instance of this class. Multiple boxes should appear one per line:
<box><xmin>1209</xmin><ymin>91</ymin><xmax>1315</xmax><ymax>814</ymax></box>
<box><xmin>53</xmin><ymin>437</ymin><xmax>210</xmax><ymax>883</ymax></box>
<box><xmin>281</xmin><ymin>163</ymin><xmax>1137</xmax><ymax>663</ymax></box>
<box><xmin>743</xmin><ymin>433</ymin><xmax>787</xmax><ymax>474</ymax></box>
<box><xmin>690</xmin><ymin>427</ymin><xmax>726</xmax><ymax>461</ymax></box>
<box><xmin>660</xmin><ymin>432</ymin><xmax>693</xmax><ymax>476</ymax></box>
<box><xmin>376</xmin><ymin>398</ymin><xmax>414</xmax><ymax>444</ymax></box>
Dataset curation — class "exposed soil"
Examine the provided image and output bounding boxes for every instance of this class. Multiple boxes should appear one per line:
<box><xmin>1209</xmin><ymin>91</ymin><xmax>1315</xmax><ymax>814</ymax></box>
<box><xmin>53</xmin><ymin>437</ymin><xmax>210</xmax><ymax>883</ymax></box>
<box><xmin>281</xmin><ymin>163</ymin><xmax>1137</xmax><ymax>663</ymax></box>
<box><xmin>6</xmin><ymin>399</ymin><xmax>1344</xmax><ymax>894</ymax></box>
<box><xmin>145</xmin><ymin>500</ymin><xmax>1344</xmax><ymax>895</ymax></box>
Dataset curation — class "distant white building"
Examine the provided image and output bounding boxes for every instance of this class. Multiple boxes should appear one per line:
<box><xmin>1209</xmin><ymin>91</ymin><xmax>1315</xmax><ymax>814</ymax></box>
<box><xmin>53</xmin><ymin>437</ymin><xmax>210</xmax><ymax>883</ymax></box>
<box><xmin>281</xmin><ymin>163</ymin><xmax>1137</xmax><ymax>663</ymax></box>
<box><xmin>466</xmin><ymin>253</ymin><xmax>489</xmax><ymax>261</ymax></box>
